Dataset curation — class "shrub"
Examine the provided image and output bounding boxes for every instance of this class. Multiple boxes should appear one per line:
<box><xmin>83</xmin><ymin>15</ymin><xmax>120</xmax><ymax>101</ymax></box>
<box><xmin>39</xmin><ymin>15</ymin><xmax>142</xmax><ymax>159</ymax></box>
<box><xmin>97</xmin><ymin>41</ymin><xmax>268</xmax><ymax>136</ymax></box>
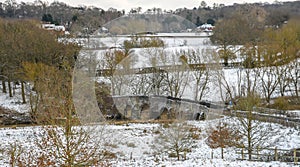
<box><xmin>273</xmin><ymin>97</ymin><xmax>289</xmax><ymax>110</ymax></box>
<box><xmin>153</xmin><ymin>122</ymin><xmax>196</xmax><ymax>161</ymax></box>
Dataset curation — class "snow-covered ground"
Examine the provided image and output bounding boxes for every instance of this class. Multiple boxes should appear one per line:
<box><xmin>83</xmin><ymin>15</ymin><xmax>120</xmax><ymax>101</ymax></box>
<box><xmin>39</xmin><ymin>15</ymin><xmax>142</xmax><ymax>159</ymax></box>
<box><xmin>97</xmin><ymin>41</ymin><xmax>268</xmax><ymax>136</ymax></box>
<box><xmin>0</xmin><ymin>119</ymin><xmax>299</xmax><ymax>166</ymax></box>
<box><xmin>87</xmin><ymin>33</ymin><xmax>212</xmax><ymax>48</ymax></box>
<box><xmin>0</xmin><ymin>80</ymin><xmax>299</xmax><ymax>166</ymax></box>
<box><xmin>0</xmin><ymin>86</ymin><xmax>29</xmax><ymax>114</ymax></box>
<box><xmin>0</xmin><ymin>78</ymin><xmax>297</xmax><ymax>165</ymax></box>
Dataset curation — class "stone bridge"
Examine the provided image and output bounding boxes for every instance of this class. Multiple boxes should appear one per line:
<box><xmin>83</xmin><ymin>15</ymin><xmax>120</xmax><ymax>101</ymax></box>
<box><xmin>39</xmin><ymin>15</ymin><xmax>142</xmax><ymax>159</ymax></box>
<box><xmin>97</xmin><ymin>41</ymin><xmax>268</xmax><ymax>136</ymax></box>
<box><xmin>112</xmin><ymin>95</ymin><xmax>209</xmax><ymax>120</ymax></box>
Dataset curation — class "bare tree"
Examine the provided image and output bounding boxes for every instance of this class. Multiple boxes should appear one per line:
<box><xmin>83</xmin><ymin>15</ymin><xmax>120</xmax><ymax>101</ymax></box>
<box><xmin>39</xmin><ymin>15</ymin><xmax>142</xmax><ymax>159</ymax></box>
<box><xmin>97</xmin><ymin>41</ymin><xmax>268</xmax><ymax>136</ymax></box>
<box><xmin>288</xmin><ymin>59</ymin><xmax>300</xmax><ymax>97</ymax></box>
<box><xmin>0</xmin><ymin>19</ymin><xmax>79</xmax><ymax>104</ymax></box>
<box><xmin>239</xmin><ymin>44</ymin><xmax>261</xmax><ymax>97</ymax></box>
<box><xmin>187</xmin><ymin>48</ymin><xmax>212</xmax><ymax>101</ymax></box>
<box><xmin>162</xmin><ymin>50</ymin><xmax>191</xmax><ymax>98</ymax></box>
<box><xmin>233</xmin><ymin>94</ymin><xmax>276</xmax><ymax>160</ymax></box>
<box><xmin>8</xmin><ymin>125</ymin><xmax>112</xmax><ymax>166</ymax></box>
<box><xmin>275</xmin><ymin>65</ymin><xmax>290</xmax><ymax>97</ymax></box>
<box><xmin>256</xmin><ymin>19</ymin><xmax>300</xmax><ymax>100</ymax></box>
<box><xmin>258</xmin><ymin>66</ymin><xmax>279</xmax><ymax>103</ymax></box>
<box><xmin>111</xmin><ymin>53</ymin><xmax>136</xmax><ymax>96</ymax></box>
<box><xmin>130</xmin><ymin>74</ymin><xmax>152</xmax><ymax>95</ymax></box>
<box><xmin>215</xmin><ymin>68</ymin><xmax>235</xmax><ymax>103</ymax></box>
<box><xmin>144</xmin><ymin>47</ymin><xmax>168</xmax><ymax>96</ymax></box>
<box><xmin>100</xmin><ymin>49</ymin><xmax>132</xmax><ymax>95</ymax></box>
<box><xmin>22</xmin><ymin>62</ymin><xmax>65</xmax><ymax>123</ymax></box>
<box><xmin>153</xmin><ymin>122</ymin><xmax>198</xmax><ymax>161</ymax></box>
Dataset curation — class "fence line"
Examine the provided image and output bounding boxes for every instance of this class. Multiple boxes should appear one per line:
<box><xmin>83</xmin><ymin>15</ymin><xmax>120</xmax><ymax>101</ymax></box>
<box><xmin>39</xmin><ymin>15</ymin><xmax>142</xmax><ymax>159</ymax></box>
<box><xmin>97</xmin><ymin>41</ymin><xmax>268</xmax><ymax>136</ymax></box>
<box><xmin>235</xmin><ymin>147</ymin><xmax>299</xmax><ymax>165</ymax></box>
<box><xmin>223</xmin><ymin>109</ymin><xmax>300</xmax><ymax>129</ymax></box>
<box><xmin>96</xmin><ymin>62</ymin><xmax>242</xmax><ymax>76</ymax></box>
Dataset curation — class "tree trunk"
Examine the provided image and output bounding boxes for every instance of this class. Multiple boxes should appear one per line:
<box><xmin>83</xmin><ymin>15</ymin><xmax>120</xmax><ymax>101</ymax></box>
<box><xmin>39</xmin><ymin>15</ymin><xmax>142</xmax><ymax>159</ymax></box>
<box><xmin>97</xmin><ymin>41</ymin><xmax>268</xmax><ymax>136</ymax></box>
<box><xmin>224</xmin><ymin>57</ymin><xmax>229</xmax><ymax>67</ymax></box>
<box><xmin>13</xmin><ymin>82</ymin><xmax>16</xmax><ymax>95</ymax></box>
<box><xmin>294</xmin><ymin>81</ymin><xmax>299</xmax><ymax>97</ymax></box>
<box><xmin>8</xmin><ymin>80</ymin><xmax>12</xmax><ymax>97</ymax></box>
<box><xmin>248</xmin><ymin>114</ymin><xmax>252</xmax><ymax>160</ymax></box>
<box><xmin>194</xmin><ymin>79</ymin><xmax>200</xmax><ymax>101</ymax></box>
<box><xmin>221</xmin><ymin>147</ymin><xmax>224</xmax><ymax>159</ymax></box>
<box><xmin>2</xmin><ymin>80</ymin><xmax>6</xmax><ymax>93</ymax></box>
<box><xmin>21</xmin><ymin>82</ymin><xmax>26</xmax><ymax>104</ymax></box>
<box><xmin>248</xmin><ymin>148</ymin><xmax>252</xmax><ymax>160</ymax></box>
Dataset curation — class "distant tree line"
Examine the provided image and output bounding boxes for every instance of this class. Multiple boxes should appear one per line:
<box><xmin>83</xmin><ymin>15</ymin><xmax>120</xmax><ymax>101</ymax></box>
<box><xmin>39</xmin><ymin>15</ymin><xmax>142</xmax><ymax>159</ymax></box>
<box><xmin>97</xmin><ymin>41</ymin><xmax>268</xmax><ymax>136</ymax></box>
<box><xmin>0</xmin><ymin>0</ymin><xmax>124</xmax><ymax>35</ymax></box>
<box><xmin>0</xmin><ymin>0</ymin><xmax>299</xmax><ymax>35</ymax></box>
<box><xmin>175</xmin><ymin>1</ymin><xmax>300</xmax><ymax>27</ymax></box>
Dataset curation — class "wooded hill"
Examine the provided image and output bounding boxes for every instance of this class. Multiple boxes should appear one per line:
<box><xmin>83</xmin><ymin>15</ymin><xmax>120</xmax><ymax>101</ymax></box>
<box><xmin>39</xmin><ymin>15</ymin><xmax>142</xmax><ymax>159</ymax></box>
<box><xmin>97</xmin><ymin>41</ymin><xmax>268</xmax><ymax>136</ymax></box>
<box><xmin>0</xmin><ymin>1</ymin><xmax>299</xmax><ymax>35</ymax></box>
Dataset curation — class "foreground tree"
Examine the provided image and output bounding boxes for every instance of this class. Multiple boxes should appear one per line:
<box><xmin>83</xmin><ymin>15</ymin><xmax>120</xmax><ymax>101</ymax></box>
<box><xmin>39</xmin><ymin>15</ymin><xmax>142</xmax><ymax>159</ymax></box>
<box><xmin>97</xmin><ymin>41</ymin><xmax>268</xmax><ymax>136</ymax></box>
<box><xmin>0</xmin><ymin>18</ymin><xmax>79</xmax><ymax>103</ymax></box>
<box><xmin>10</xmin><ymin>59</ymin><xmax>112</xmax><ymax>166</ymax></box>
<box><xmin>22</xmin><ymin>62</ymin><xmax>69</xmax><ymax>123</ymax></box>
<box><xmin>233</xmin><ymin>93</ymin><xmax>275</xmax><ymax>160</ymax></box>
<box><xmin>206</xmin><ymin>121</ymin><xmax>242</xmax><ymax>159</ymax></box>
<box><xmin>153</xmin><ymin>122</ymin><xmax>199</xmax><ymax>161</ymax></box>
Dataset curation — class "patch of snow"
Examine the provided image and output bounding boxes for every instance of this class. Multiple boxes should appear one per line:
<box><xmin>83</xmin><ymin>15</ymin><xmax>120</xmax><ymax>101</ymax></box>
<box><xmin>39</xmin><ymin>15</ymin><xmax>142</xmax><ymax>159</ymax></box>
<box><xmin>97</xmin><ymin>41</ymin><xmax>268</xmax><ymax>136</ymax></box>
<box><xmin>0</xmin><ymin>87</ymin><xmax>29</xmax><ymax>114</ymax></box>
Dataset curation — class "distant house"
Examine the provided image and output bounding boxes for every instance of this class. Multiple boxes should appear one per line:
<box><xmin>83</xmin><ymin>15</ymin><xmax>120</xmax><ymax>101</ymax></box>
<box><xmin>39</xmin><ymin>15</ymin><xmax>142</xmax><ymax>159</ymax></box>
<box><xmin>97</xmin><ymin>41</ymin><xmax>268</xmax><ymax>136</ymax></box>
<box><xmin>101</xmin><ymin>27</ymin><xmax>108</xmax><ymax>33</ymax></box>
<box><xmin>197</xmin><ymin>23</ymin><xmax>215</xmax><ymax>32</ymax></box>
<box><xmin>41</xmin><ymin>23</ymin><xmax>66</xmax><ymax>34</ymax></box>
<box><xmin>54</xmin><ymin>25</ymin><xmax>65</xmax><ymax>32</ymax></box>
<box><xmin>41</xmin><ymin>23</ymin><xmax>56</xmax><ymax>30</ymax></box>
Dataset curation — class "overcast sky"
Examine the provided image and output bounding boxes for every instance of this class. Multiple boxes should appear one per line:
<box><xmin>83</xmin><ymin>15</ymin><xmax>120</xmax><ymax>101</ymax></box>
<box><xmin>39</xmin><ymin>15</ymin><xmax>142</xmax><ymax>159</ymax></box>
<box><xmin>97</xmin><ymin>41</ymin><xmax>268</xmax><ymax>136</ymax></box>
<box><xmin>3</xmin><ymin>0</ymin><xmax>299</xmax><ymax>12</ymax></box>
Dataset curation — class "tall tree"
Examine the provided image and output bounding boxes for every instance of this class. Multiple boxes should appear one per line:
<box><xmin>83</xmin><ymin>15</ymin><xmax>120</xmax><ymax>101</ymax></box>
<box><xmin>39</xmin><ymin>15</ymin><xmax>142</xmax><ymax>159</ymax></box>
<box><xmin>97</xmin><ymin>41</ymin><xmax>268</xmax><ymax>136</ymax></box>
<box><xmin>233</xmin><ymin>94</ymin><xmax>275</xmax><ymax>160</ymax></box>
<box><xmin>0</xmin><ymin>19</ymin><xmax>79</xmax><ymax>103</ymax></box>
<box><xmin>186</xmin><ymin>48</ymin><xmax>211</xmax><ymax>101</ymax></box>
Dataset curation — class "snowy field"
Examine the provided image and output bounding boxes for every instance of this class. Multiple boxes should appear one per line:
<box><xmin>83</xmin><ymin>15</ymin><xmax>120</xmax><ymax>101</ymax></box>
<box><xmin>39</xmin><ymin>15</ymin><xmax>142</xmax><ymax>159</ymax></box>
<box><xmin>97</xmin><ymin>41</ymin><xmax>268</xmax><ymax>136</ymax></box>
<box><xmin>0</xmin><ymin>88</ymin><xmax>299</xmax><ymax>166</ymax></box>
<box><xmin>86</xmin><ymin>32</ymin><xmax>213</xmax><ymax>48</ymax></box>
<box><xmin>0</xmin><ymin>90</ymin><xmax>29</xmax><ymax>114</ymax></box>
<box><xmin>0</xmin><ymin>119</ymin><xmax>299</xmax><ymax>166</ymax></box>
<box><xmin>1</xmin><ymin>89</ymin><xmax>299</xmax><ymax>166</ymax></box>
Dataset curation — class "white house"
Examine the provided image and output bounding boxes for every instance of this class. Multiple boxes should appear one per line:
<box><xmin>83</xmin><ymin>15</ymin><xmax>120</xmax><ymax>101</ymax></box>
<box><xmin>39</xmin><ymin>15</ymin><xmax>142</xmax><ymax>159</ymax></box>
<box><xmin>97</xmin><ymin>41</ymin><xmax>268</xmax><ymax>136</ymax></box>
<box><xmin>54</xmin><ymin>25</ymin><xmax>65</xmax><ymax>32</ymax></box>
<box><xmin>41</xmin><ymin>24</ymin><xmax>56</xmax><ymax>30</ymax></box>
<box><xmin>197</xmin><ymin>23</ymin><xmax>215</xmax><ymax>32</ymax></box>
<box><xmin>42</xmin><ymin>24</ymin><xmax>66</xmax><ymax>33</ymax></box>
